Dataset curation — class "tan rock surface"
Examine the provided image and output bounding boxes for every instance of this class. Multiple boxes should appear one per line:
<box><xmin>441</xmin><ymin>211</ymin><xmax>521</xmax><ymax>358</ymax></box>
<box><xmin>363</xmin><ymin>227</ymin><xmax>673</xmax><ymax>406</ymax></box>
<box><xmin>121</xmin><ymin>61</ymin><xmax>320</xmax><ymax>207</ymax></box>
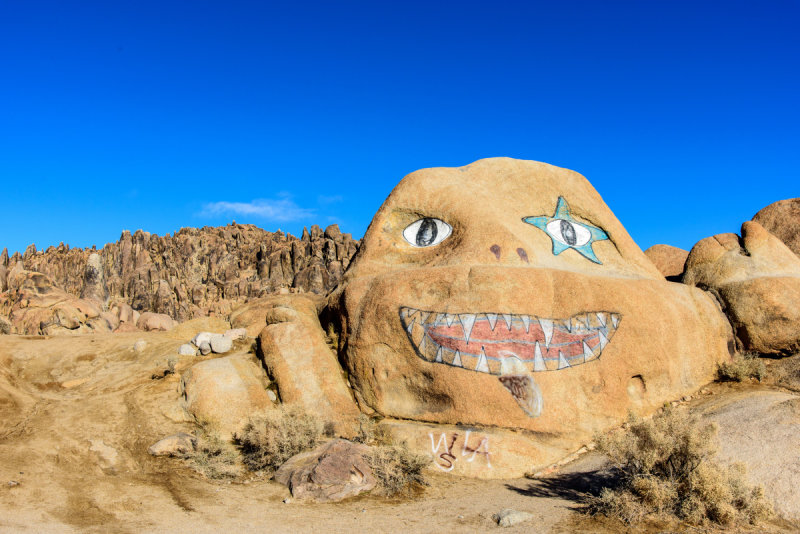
<box><xmin>136</xmin><ymin>311</ymin><xmax>177</xmax><ymax>332</ymax></box>
<box><xmin>179</xmin><ymin>353</ymin><xmax>272</xmax><ymax>436</ymax></box>
<box><xmin>684</xmin><ymin>221</ymin><xmax>800</xmax><ymax>354</ymax></box>
<box><xmin>326</xmin><ymin>158</ymin><xmax>733</xmax><ymax>474</ymax></box>
<box><xmin>257</xmin><ymin>295</ymin><xmax>360</xmax><ymax>435</ymax></box>
<box><xmin>753</xmin><ymin>198</ymin><xmax>800</xmax><ymax>257</ymax></box>
<box><xmin>643</xmin><ymin>244</ymin><xmax>688</xmax><ymax>280</ymax></box>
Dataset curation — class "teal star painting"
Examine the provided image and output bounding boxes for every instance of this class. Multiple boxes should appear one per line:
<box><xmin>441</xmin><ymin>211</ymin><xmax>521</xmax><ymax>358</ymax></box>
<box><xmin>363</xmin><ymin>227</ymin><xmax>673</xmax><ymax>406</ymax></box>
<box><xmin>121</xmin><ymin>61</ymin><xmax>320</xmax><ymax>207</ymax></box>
<box><xmin>523</xmin><ymin>197</ymin><xmax>609</xmax><ymax>264</ymax></box>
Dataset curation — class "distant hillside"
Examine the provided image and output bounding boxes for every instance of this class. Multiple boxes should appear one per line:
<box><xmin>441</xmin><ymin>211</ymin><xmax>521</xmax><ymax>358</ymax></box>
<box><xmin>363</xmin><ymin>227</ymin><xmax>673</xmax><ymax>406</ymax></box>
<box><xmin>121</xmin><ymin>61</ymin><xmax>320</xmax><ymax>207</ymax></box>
<box><xmin>0</xmin><ymin>223</ymin><xmax>359</xmax><ymax>321</ymax></box>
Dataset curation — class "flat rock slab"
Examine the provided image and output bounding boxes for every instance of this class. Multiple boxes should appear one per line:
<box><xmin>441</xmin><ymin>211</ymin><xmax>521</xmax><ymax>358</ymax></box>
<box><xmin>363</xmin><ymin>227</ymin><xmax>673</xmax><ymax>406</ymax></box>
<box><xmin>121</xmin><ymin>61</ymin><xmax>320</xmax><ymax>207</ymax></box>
<box><xmin>697</xmin><ymin>388</ymin><xmax>800</xmax><ymax>521</ymax></box>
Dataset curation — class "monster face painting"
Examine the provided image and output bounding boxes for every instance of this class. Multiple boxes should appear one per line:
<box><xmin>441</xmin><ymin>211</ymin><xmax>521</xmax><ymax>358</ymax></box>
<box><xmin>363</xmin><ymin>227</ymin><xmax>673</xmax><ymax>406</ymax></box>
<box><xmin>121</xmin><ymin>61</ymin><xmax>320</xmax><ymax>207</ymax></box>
<box><xmin>330</xmin><ymin>158</ymin><xmax>731</xmax><ymax>441</ymax></box>
<box><xmin>400</xmin><ymin>307</ymin><xmax>621</xmax><ymax>417</ymax></box>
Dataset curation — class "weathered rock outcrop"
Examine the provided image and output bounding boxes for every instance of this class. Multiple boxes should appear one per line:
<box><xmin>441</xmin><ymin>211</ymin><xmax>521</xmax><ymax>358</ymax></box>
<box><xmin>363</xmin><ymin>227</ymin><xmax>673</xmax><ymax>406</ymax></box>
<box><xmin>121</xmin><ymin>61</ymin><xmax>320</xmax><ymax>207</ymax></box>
<box><xmin>0</xmin><ymin>223</ymin><xmax>358</xmax><ymax>324</ymax></box>
<box><xmin>324</xmin><ymin>158</ymin><xmax>733</xmax><ymax>477</ymax></box>
<box><xmin>683</xmin><ymin>220</ymin><xmax>800</xmax><ymax>355</ymax></box>
<box><xmin>752</xmin><ymin>198</ymin><xmax>800</xmax><ymax>257</ymax></box>
<box><xmin>644</xmin><ymin>244</ymin><xmax>689</xmax><ymax>280</ymax></box>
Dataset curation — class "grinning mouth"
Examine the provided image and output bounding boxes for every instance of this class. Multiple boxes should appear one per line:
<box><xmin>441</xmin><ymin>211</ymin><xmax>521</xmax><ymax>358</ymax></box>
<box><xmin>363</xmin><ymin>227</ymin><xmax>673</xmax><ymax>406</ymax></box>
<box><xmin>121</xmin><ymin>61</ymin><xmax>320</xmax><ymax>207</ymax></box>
<box><xmin>400</xmin><ymin>307</ymin><xmax>621</xmax><ymax>375</ymax></box>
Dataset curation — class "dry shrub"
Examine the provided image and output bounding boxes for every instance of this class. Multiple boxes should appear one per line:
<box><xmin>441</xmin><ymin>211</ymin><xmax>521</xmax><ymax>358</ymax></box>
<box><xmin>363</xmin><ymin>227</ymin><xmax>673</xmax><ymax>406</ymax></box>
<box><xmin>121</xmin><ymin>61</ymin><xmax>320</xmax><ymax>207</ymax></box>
<box><xmin>366</xmin><ymin>443</ymin><xmax>430</xmax><ymax>496</ymax></box>
<box><xmin>717</xmin><ymin>352</ymin><xmax>766</xmax><ymax>382</ymax></box>
<box><xmin>187</xmin><ymin>426</ymin><xmax>241</xmax><ymax>480</ymax></box>
<box><xmin>353</xmin><ymin>414</ymin><xmax>391</xmax><ymax>446</ymax></box>
<box><xmin>590</xmin><ymin>407</ymin><xmax>771</xmax><ymax>526</ymax></box>
<box><xmin>235</xmin><ymin>406</ymin><xmax>323</xmax><ymax>472</ymax></box>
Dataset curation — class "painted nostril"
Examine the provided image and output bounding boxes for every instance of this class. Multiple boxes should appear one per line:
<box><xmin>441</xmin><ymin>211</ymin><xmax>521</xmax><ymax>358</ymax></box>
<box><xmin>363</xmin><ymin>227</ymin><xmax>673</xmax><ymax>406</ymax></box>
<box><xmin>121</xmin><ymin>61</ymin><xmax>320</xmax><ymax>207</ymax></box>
<box><xmin>489</xmin><ymin>244</ymin><xmax>501</xmax><ymax>260</ymax></box>
<box><xmin>516</xmin><ymin>248</ymin><xmax>529</xmax><ymax>263</ymax></box>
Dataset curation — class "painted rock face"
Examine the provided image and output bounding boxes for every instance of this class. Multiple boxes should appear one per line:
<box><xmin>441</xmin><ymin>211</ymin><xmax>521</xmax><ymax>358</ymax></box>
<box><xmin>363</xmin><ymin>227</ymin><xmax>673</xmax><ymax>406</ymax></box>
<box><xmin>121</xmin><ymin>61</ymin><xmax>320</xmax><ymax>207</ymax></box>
<box><xmin>329</xmin><ymin>158</ymin><xmax>732</xmax><ymax>442</ymax></box>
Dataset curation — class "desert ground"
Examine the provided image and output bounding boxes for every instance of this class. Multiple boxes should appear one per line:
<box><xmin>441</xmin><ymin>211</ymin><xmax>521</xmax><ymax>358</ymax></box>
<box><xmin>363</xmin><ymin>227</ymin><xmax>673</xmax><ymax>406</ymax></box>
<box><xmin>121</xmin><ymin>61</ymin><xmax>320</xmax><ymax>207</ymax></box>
<box><xmin>2</xmin><ymin>326</ymin><xmax>799</xmax><ymax>533</ymax></box>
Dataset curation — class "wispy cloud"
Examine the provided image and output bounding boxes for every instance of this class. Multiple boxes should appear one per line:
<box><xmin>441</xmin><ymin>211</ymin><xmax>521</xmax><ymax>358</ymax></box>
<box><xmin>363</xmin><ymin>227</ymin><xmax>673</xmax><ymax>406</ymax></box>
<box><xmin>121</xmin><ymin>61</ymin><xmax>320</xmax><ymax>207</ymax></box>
<box><xmin>201</xmin><ymin>196</ymin><xmax>315</xmax><ymax>222</ymax></box>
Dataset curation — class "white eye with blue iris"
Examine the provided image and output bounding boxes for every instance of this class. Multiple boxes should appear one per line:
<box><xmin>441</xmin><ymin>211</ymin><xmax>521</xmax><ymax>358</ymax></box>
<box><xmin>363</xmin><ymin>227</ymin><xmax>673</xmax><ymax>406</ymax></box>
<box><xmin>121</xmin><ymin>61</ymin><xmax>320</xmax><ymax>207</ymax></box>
<box><xmin>403</xmin><ymin>218</ymin><xmax>452</xmax><ymax>248</ymax></box>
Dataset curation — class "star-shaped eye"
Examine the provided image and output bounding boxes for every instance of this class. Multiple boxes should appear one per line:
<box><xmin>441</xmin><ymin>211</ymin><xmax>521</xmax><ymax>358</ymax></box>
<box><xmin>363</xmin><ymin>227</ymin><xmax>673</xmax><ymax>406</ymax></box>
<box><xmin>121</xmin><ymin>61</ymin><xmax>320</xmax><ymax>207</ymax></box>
<box><xmin>523</xmin><ymin>197</ymin><xmax>609</xmax><ymax>264</ymax></box>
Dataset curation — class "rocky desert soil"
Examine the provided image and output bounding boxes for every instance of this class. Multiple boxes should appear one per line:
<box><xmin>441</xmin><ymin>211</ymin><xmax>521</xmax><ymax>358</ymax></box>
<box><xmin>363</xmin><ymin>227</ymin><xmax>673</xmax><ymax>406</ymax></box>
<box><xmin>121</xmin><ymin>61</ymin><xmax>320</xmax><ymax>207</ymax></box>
<box><xmin>2</xmin><ymin>327</ymin><xmax>799</xmax><ymax>534</ymax></box>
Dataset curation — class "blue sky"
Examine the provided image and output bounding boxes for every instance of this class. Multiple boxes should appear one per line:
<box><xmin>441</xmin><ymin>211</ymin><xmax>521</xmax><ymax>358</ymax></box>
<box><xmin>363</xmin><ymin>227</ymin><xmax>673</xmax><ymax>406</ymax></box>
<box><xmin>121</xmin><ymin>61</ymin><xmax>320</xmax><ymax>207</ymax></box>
<box><xmin>1</xmin><ymin>1</ymin><xmax>798</xmax><ymax>255</ymax></box>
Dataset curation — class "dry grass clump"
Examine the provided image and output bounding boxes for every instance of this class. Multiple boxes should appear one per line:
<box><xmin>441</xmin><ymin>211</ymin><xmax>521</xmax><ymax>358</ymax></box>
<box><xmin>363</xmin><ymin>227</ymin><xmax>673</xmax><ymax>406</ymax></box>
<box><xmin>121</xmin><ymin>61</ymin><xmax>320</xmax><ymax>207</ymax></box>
<box><xmin>187</xmin><ymin>427</ymin><xmax>241</xmax><ymax>480</ymax></box>
<box><xmin>589</xmin><ymin>407</ymin><xmax>771</xmax><ymax>526</ymax></box>
<box><xmin>353</xmin><ymin>414</ymin><xmax>391</xmax><ymax>446</ymax></box>
<box><xmin>717</xmin><ymin>352</ymin><xmax>766</xmax><ymax>382</ymax></box>
<box><xmin>235</xmin><ymin>406</ymin><xmax>323</xmax><ymax>472</ymax></box>
<box><xmin>365</xmin><ymin>443</ymin><xmax>430</xmax><ymax>496</ymax></box>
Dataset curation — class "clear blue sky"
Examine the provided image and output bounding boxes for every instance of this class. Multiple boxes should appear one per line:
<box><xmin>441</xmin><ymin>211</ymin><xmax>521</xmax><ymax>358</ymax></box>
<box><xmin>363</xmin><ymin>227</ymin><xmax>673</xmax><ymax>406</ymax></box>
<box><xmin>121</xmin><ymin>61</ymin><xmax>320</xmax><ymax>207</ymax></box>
<box><xmin>1</xmin><ymin>1</ymin><xmax>798</xmax><ymax>255</ymax></box>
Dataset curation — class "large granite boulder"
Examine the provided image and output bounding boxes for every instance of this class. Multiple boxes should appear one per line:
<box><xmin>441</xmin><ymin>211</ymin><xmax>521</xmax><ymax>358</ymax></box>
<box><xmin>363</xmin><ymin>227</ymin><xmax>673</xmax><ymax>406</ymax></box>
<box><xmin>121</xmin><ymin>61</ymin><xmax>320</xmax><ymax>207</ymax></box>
<box><xmin>325</xmin><ymin>158</ymin><xmax>733</xmax><ymax>477</ymax></box>
<box><xmin>683</xmin><ymin>220</ymin><xmax>800</xmax><ymax>355</ymax></box>
<box><xmin>752</xmin><ymin>198</ymin><xmax>800</xmax><ymax>257</ymax></box>
<box><xmin>179</xmin><ymin>353</ymin><xmax>273</xmax><ymax>437</ymax></box>
<box><xmin>257</xmin><ymin>295</ymin><xmax>360</xmax><ymax>436</ymax></box>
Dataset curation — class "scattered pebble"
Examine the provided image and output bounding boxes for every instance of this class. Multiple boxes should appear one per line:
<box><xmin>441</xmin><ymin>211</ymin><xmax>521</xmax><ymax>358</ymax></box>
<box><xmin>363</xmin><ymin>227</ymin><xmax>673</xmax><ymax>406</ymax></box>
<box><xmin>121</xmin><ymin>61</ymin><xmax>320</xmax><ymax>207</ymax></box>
<box><xmin>7</xmin><ymin>480</ymin><xmax>20</xmax><ymax>487</ymax></box>
<box><xmin>133</xmin><ymin>340</ymin><xmax>147</xmax><ymax>353</ymax></box>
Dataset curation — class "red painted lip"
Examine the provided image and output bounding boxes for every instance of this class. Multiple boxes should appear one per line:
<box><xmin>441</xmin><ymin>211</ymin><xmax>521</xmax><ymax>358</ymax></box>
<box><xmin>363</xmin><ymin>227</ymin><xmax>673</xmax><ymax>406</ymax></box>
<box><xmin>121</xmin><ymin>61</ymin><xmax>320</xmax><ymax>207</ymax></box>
<box><xmin>400</xmin><ymin>307</ymin><xmax>621</xmax><ymax>374</ymax></box>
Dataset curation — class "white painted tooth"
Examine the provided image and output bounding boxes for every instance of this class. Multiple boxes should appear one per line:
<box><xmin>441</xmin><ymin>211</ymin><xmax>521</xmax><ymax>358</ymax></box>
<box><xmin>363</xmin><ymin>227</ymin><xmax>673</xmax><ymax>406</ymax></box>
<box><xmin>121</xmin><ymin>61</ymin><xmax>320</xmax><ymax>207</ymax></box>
<box><xmin>445</xmin><ymin>313</ymin><xmax>456</xmax><ymax>327</ymax></box>
<box><xmin>419</xmin><ymin>334</ymin><xmax>427</xmax><ymax>352</ymax></box>
<box><xmin>486</xmin><ymin>313</ymin><xmax>498</xmax><ymax>331</ymax></box>
<box><xmin>584</xmin><ymin>313</ymin><xmax>591</xmax><ymax>329</ymax></box>
<box><xmin>459</xmin><ymin>314</ymin><xmax>477</xmax><ymax>344</ymax></box>
<box><xmin>502</xmin><ymin>313</ymin><xmax>513</xmax><ymax>331</ymax></box>
<box><xmin>611</xmin><ymin>314</ymin><xmax>620</xmax><ymax>328</ymax></box>
<box><xmin>598</xmin><ymin>330</ymin><xmax>609</xmax><ymax>351</ymax></box>
<box><xmin>533</xmin><ymin>341</ymin><xmax>547</xmax><ymax>372</ymax></box>
<box><xmin>435</xmin><ymin>313</ymin><xmax>447</xmax><ymax>325</ymax></box>
<box><xmin>408</xmin><ymin>308</ymin><xmax>418</xmax><ymax>319</ymax></box>
<box><xmin>521</xmin><ymin>314</ymin><xmax>531</xmax><ymax>333</ymax></box>
<box><xmin>558</xmin><ymin>350</ymin><xmax>571</xmax><ymax>370</ymax></box>
<box><xmin>596</xmin><ymin>312</ymin><xmax>607</xmax><ymax>327</ymax></box>
<box><xmin>435</xmin><ymin>346</ymin><xmax>443</xmax><ymax>363</ymax></box>
<box><xmin>476</xmin><ymin>348</ymin><xmax>490</xmax><ymax>373</ymax></box>
<box><xmin>452</xmin><ymin>350</ymin><xmax>463</xmax><ymax>368</ymax></box>
<box><xmin>418</xmin><ymin>311</ymin><xmax>430</xmax><ymax>325</ymax></box>
<box><xmin>406</xmin><ymin>318</ymin><xmax>416</xmax><ymax>334</ymax></box>
<box><xmin>583</xmin><ymin>341</ymin><xmax>594</xmax><ymax>362</ymax></box>
<box><xmin>540</xmin><ymin>318</ymin><xmax>554</xmax><ymax>348</ymax></box>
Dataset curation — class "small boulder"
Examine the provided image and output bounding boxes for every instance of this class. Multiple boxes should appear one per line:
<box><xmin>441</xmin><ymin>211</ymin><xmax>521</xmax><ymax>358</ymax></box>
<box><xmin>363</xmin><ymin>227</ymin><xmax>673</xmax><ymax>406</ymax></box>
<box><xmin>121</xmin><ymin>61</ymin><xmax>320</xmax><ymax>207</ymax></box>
<box><xmin>0</xmin><ymin>316</ymin><xmax>11</xmax><ymax>335</ymax></box>
<box><xmin>199</xmin><ymin>342</ymin><xmax>211</xmax><ymax>355</ymax></box>
<box><xmin>643</xmin><ymin>244</ymin><xmax>689</xmax><ymax>280</ymax></box>
<box><xmin>192</xmin><ymin>331</ymin><xmax>215</xmax><ymax>347</ymax></box>
<box><xmin>148</xmin><ymin>433</ymin><xmax>197</xmax><ymax>457</ymax></box>
<box><xmin>178</xmin><ymin>344</ymin><xmax>196</xmax><ymax>356</ymax></box>
<box><xmin>752</xmin><ymin>198</ymin><xmax>800</xmax><ymax>257</ymax></box>
<box><xmin>274</xmin><ymin>439</ymin><xmax>376</xmax><ymax>502</ymax></box>
<box><xmin>493</xmin><ymin>509</ymin><xmax>535</xmax><ymax>527</ymax></box>
<box><xmin>133</xmin><ymin>340</ymin><xmax>147</xmax><ymax>353</ymax></box>
<box><xmin>210</xmin><ymin>334</ymin><xmax>233</xmax><ymax>354</ymax></box>
<box><xmin>136</xmin><ymin>312</ymin><xmax>177</xmax><ymax>332</ymax></box>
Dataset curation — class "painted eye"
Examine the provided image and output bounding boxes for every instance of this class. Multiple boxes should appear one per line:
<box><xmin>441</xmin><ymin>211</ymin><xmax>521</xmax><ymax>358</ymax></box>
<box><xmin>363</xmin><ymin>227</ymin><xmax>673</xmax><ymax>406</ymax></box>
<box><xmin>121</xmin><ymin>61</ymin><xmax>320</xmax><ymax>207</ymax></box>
<box><xmin>402</xmin><ymin>218</ymin><xmax>452</xmax><ymax>247</ymax></box>
<box><xmin>545</xmin><ymin>219</ymin><xmax>591</xmax><ymax>247</ymax></box>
